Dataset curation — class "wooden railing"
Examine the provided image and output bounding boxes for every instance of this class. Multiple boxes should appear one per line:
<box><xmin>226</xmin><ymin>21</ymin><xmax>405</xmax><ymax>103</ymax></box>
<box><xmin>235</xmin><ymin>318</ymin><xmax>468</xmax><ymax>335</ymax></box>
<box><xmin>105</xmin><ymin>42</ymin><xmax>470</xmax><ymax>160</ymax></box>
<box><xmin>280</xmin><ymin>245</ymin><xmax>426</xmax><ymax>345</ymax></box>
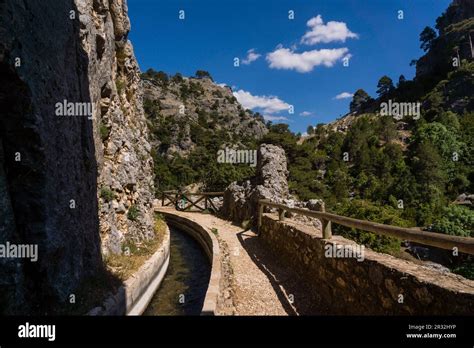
<box><xmin>258</xmin><ymin>199</ymin><xmax>474</xmax><ymax>255</ymax></box>
<box><xmin>160</xmin><ymin>190</ymin><xmax>224</xmax><ymax>212</ymax></box>
<box><xmin>160</xmin><ymin>190</ymin><xmax>180</xmax><ymax>208</ymax></box>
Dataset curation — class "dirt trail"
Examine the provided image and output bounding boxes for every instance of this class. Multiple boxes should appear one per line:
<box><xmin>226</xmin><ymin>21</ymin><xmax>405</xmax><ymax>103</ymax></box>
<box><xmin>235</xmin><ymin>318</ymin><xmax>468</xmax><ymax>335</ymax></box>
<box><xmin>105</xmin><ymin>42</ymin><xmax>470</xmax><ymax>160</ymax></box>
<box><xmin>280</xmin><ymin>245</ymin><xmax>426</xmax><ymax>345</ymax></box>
<box><xmin>157</xmin><ymin>207</ymin><xmax>306</xmax><ymax>315</ymax></box>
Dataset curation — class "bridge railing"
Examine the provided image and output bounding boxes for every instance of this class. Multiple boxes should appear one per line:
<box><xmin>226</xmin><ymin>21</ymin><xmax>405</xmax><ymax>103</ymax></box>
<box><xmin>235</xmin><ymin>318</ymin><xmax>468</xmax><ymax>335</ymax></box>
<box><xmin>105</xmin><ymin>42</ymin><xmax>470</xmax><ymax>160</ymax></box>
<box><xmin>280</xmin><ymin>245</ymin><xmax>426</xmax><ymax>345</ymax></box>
<box><xmin>160</xmin><ymin>190</ymin><xmax>224</xmax><ymax>212</ymax></box>
<box><xmin>258</xmin><ymin>199</ymin><xmax>474</xmax><ymax>255</ymax></box>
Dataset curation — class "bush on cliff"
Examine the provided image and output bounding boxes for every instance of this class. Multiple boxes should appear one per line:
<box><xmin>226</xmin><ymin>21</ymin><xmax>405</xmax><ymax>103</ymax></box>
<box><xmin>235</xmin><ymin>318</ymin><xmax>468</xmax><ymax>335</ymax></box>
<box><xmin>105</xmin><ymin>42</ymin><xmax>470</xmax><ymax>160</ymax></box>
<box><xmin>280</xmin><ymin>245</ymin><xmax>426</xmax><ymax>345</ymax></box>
<box><xmin>428</xmin><ymin>205</ymin><xmax>474</xmax><ymax>237</ymax></box>
<box><xmin>331</xmin><ymin>199</ymin><xmax>408</xmax><ymax>254</ymax></box>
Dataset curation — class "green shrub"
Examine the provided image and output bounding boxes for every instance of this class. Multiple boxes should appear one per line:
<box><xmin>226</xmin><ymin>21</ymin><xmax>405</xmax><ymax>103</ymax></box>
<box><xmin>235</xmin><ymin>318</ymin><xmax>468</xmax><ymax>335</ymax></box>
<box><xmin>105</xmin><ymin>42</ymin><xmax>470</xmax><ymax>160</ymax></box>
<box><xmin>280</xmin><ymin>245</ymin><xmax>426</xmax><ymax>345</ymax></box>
<box><xmin>127</xmin><ymin>205</ymin><xmax>140</xmax><ymax>221</ymax></box>
<box><xmin>331</xmin><ymin>199</ymin><xmax>410</xmax><ymax>254</ymax></box>
<box><xmin>100</xmin><ymin>187</ymin><xmax>115</xmax><ymax>202</ymax></box>
<box><xmin>195</xmin><ymin>70</ymin><xmax>213</xmax><ymax>81</ymax></box>
<box><xmin>116</xmin><ymin>78</ymin><xmax>126</xmax><ymax>95</ymax></box>
<box><xmin>452</xmin><ymin>261</ymin><xmax>474</xmax><ymax>280</ymax></box>
<box><xmin>146</xmin><ymin>69</ymin><xmax>169</xmax><ymax>86</ymax></box>
<box><xmin>213</xmin><ymin>90</ymin><xmax>223</xmax><ymax>98</ymax></box>
<box><xmin>429</xmin><ymin>205</ymin><xmax>474</xmax><ymax>237</ymax></box>
<box><xmin>180</xmin><ymin>83</ymin><xmax>190</xmax><ymax>100</ymax></box>
<box><xmin>99</xmin><ymin>123</ymin><xmax>110</xmax><ymax>141</ymax></box>
<box><xmin>172</xmin><ymin>73</ymin><xmax>183</xmax><ymax>83</ymax></box>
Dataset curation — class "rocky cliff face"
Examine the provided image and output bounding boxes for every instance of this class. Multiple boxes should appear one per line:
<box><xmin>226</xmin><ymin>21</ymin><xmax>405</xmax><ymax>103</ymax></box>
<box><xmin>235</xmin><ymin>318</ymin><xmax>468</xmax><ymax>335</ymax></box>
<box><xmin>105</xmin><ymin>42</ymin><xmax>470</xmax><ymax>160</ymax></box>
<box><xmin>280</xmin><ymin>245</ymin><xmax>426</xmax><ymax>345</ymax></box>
<box><xmin>0</xmin><ymin>0</ymin><xmax>154</xmax><ymax>314</ymax></box>
<box><xmin>76</xmin><ymin>0</ymin><xmax>155</xmax><ymax>255</ymax></box>
<box><xmin>222</xmin><ymin>144</ymin><xmax>289</xmax><ymax>225</ymax></box>
<box><xmin>416</xmin><ymin>0</ymin><xmax>474</xmax><ymax>79</ymax></box>
<box><xmin>435</xmin><ymin>0</ymin><xmax>474</xmax><ymax>36</ymax></box>
<box><xmin>142</xmin><ymin>74</ymin><xmax>268</xmax><ymax>158</ymax></box>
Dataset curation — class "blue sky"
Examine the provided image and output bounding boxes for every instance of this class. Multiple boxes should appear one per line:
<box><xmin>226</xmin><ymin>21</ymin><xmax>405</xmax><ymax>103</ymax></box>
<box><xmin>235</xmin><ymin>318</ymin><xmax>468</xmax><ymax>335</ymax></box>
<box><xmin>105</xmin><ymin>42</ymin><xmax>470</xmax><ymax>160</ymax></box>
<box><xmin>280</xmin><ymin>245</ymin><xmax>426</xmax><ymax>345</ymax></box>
<box><xmin>128</xmin><ymin>0</ymin><xmax>451</xmax><ymax>133</ymax></box>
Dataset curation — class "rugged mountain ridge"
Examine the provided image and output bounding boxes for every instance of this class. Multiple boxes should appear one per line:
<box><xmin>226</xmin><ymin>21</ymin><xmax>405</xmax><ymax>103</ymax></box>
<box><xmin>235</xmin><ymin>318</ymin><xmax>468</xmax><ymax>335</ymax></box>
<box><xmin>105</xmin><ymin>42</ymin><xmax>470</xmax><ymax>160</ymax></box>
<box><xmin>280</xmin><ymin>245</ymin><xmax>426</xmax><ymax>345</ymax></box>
<box><xmin>416</xmin><ymin>0</ymin><xmax>474</xmax><ymax>79</ymax></box>
<box><xmin>0</xmin><ymin>0</ymin><xmax>154</xmax><ymax>313</ymax></box>
<box><xmin>142</xmin><ymin>72</ymin><xmax>268</xmax><ymax>158</ymax></box>
<box><xmin>318</xmin><ymin>0</ymin><xmax>474</xmax><ymax>138</ymax></box>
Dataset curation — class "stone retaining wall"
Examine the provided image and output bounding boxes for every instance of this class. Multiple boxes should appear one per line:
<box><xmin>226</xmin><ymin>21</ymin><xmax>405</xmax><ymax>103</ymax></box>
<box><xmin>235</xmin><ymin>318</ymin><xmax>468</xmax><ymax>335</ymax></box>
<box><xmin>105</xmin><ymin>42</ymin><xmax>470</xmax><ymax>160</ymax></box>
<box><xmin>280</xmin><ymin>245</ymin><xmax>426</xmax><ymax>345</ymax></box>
<box><xmin>260</xmin><ymin>214</ymin><xmax>474</xmax><ymax>315</ymax></box>
<box><xmin>89</xmin><ymin>225</ymin><xmax>170</xmax><ymax>315</ymax></box>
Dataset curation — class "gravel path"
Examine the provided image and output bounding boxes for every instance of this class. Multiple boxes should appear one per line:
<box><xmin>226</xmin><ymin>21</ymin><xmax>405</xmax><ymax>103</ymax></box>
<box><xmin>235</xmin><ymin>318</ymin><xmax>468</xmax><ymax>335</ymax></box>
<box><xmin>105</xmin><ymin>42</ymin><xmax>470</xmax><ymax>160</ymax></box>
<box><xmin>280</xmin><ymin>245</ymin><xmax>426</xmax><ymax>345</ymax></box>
<box><xmin>157</xmin><ymin>208</ymin><xmax>308</xmax><ymax>315</ymax></box>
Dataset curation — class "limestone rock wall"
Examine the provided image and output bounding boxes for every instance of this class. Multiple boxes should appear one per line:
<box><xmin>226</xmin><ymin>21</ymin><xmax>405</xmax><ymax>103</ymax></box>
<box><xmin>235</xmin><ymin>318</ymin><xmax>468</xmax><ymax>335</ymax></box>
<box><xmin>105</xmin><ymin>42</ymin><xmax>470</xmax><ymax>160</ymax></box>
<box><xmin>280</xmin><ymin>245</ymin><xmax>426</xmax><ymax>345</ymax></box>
<box><xmin>0</xmin><ymin>0</ymin><xmax>155</xmax><ymax>313</ymax></box>
<box><xmin>222</xmin><ymin>144</ymin><xmax>289</xmax><ymax>225</ymax></box>
<box><xmin>75</xmin><ymin>0</ymin><xmax>155</xmax><ymax>254</ymax></box>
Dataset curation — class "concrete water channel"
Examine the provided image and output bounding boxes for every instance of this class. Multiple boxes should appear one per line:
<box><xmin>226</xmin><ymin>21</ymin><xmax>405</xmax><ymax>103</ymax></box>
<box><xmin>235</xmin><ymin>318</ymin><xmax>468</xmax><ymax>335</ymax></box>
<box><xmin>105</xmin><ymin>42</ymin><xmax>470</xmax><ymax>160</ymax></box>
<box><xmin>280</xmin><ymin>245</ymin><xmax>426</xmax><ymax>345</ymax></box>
<box><xmin>144</xmin><ymin>227</ymin><xmax>211</xmax><ymax>315</ymax></box>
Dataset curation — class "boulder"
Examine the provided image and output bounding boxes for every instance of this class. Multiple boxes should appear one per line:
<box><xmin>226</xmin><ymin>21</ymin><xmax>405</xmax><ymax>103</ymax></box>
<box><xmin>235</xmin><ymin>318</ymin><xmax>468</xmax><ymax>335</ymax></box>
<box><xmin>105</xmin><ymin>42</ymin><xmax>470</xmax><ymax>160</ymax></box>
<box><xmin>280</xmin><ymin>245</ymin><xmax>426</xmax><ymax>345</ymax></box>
<box><xmin>222</xmin><ymin>144</ymin><xmax>289</xmax><ymax>225</ymax></box>
<box><xmin>307</xmin><ymin>199</ymin><xmax>325</xmax><ymax>212</ymax></box>
<box><xmin>454</xmin><ymin>193</ymin><xmax>473</xmax><ymax>205</ymax></box>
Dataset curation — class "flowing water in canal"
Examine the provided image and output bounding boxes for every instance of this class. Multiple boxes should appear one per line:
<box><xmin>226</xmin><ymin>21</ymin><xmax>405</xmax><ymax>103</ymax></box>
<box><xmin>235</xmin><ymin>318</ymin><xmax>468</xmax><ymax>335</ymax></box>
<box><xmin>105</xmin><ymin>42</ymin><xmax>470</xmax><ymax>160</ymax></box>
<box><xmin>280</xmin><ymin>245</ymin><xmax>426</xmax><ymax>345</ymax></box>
<box><xmin>144</xmin><ymin>227</ymin><xmax>211</xmax><ymax>315</ymax></box>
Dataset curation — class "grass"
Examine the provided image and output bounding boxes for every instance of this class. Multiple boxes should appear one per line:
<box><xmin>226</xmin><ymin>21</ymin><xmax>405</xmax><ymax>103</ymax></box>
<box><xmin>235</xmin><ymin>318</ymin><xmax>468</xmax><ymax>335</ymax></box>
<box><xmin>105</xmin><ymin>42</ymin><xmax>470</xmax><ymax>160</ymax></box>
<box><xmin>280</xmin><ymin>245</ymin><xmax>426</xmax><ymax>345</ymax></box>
<box><xmin>99</xmin><ymin>122</ymin><xmax>110</xmax><ymax>141</ymax></box>
<box><xmin>100</xmin><ymin>187</ymin><xmax>115</xmax><ymax>202</ymax></box>
<box><xmin>44</xmin><ymin>214</ymin><xmax>168</xmax><ymax>315</ymax></box>
<box><xmin>104</xmin><ymin>213</ymin><xmax>167</xmax><ymax>281</ymax></box>
<box><xmin>211</xmin><ymin>228</ymin><xmax>219</xmax><ymax>235</ymax></box>
<box><xmin>116</xmin><ymin>78</ymin><xmax>126</xmax><ymax>95</ymax></box>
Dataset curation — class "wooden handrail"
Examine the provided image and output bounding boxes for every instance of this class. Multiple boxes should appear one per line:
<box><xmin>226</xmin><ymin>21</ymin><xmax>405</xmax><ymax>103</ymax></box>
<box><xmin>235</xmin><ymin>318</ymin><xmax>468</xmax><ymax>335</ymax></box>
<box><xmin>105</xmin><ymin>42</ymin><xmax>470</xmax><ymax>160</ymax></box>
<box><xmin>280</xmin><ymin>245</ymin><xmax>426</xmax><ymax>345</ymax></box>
<box><xmin>180</xmin><ymin>192</ymin><xmax>224</xmax><ymax>196</ymax></box>
<box><xmin>159</xmin><ymin>190</ymin><xmax>224</xmax><ymax>195</ymax></box>
<box><xmin>258</xmin><ymin>199</ymin><xmax>474</xmax><ymax>255</ymax></box>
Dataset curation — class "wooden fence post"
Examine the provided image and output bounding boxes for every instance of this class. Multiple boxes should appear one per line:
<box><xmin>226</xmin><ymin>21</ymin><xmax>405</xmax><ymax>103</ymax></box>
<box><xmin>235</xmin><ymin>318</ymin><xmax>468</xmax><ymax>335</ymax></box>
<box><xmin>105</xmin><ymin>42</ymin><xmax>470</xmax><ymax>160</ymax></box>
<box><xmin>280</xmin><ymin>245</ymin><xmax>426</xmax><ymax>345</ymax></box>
<box><xmin>320</xmin><ymin>204</ymin><xmax>332</xmax><ymax>239</ymax></box>
<box><xmin>258</xmin><ymin>202</ymin><xmax>264</xmax><ymax>233</ymax></box>
<box><xmin>175</xmin><ymin>192</ymin><xmax>181</xmax><ymax>210</ymax></box>
<box><xmin>278</xmin><ymin>208</ymin><xmax>285</xmax><ymax>221</ymax></box>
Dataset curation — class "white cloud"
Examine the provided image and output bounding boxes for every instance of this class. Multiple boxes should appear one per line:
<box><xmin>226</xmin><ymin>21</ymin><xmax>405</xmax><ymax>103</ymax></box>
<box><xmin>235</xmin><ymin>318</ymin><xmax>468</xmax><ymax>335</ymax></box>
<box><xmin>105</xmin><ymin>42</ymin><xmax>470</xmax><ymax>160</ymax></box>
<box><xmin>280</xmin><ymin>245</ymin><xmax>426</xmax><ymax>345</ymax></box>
<box><xmin>233</xmin><ymin>89</ymin><xmax>290</xmax><ymax>113</ymax></box>
<box><xmin>266</xmin><ymin>47</ymin><xmax>349</xmax><ymax>73</ymax></box>
<box><xmin>300</xmin><ymin>111</ymin><xmax>313</xmax><ymax>116</ymax></box>
<box><xmin>301</xmin><ymin>15</ymin><xmax>358</xmax><ymax>45</ymax></box>
<box><xmin>263</xmin><ymin>115</ymin><xmax>289</xmax><ymax>122</ymax></box>
<box><xmin>242</xmin><ymin>49</ymin><xmax>261</xmax><ymax>65</ymax></box>
<box><xmin>333</xmin><ymin>92</ymin><xmax>353</xmax><ymax>100</ymax></box>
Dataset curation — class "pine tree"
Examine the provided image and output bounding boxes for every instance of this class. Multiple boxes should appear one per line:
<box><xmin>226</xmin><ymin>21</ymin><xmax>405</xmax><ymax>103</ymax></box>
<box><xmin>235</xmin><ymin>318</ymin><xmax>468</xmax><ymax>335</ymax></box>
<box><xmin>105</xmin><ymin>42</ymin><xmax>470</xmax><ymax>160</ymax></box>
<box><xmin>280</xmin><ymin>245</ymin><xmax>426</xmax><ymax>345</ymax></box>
<box><xmin>350</xmin><ymin>89</ymin><xmax>371</xmax><ymax>113</ymax></box>
<box><xmin>420</xmin><ymin>26</ymin><xmax>437</xmax><ymax>52</ymax></box>
<box><xmin>376</xmin><ymin>76</ymin><xmax>394</xmax><ymax>97</ymax></box>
